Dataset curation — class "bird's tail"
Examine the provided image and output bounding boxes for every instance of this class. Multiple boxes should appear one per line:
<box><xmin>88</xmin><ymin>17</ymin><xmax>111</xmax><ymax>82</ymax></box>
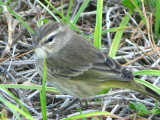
<box><xmin>103</xmin><ymin>80</ymin><xmax>160</xmax><ymax>101</ymax></box>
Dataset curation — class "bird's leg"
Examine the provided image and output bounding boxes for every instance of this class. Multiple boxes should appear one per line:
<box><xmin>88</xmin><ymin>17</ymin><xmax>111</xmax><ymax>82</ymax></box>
<box><xmin>54</xmin><ymin>98</ymin><xmax>80</xmax><ymax>114</ymax></box>
<box><xmin>79</xmin><ymin>99</ymin><xmax>88</xmax><ymax>110</ymax></box>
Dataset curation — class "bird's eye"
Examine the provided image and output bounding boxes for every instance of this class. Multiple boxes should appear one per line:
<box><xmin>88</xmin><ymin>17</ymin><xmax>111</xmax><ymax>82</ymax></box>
<box><xmin>46</xmin><ymin>35</ymin><xmax>55</xmax><ymax>43</ymax></box>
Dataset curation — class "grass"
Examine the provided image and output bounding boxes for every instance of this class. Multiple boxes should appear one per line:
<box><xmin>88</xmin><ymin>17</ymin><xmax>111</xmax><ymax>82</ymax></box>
<box><xmin>93</xmin><ymin>0</ymin><xmax>103</xmax><ymax>49</ymax></box>
<box><xmin>61</xmin><ymin>111</ymin><xmax>121</xmax><ymax>120</ymax></box>
<box><xmin>0</xmin><ymin>0</ymin><xmax>160</xmax><ymax>119</ymax></box>
<box><xmin>108</xmin><ymin>9</ymin><xmax>133</xmax><ymax>58</ymax></box>
<box><xmin>2</xmin><ymin>5</ymin><xmax>34</xmax><ymax>34</ymax></box>
<box><xmin>40</xmin><ymin>59</ymin><xmax>47</xmax><ymax>120</ymax></box>
<box><xmin>0</xmin><ymin>95</ymin><xmax>34</xmax><ymax>120</ymax></box>
<box><xmin>154</xmin><ymin>0</ymin><xmax>160</xmax><ymax>40</ymax></box>
<box><xmin>71</xmin><ymin>0</ymin><xmax>90</xmax><ymax>26</ymax></box>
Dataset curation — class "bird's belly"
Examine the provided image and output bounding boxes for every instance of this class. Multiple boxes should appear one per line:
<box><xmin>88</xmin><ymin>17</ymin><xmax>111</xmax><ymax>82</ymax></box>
<box><xmin>47</xmin><ymin>75</ymin><xmax>103</xmax><ymax>98</ymax></box>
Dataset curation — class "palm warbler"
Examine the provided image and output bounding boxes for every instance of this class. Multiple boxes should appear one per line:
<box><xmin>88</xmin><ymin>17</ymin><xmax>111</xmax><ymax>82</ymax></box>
<box><xmin>33</xmin><ymin>22</ymin><xmax>160</xmax><ymax>100</ymax></box>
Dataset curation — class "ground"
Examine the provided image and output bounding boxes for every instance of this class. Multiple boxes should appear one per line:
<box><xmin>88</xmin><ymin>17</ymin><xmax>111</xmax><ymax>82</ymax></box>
<box><xmin>0</xmin><ymin>0</ymin><xmax>160</xmax><ymax>120</ymax></box>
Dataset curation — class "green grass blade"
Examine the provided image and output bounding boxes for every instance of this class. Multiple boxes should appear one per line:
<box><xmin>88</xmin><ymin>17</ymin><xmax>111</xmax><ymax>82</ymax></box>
<box><xmin>36</xmin><ymin>0</ymin><xmax>60</xmax><ymax>22</ymax></box>
<box><xmin>43</xmin><ymin>0</ymin><xmax>65</xmax><ymax>23</ymax></box>
<box><xmin>0</xmin><ymin>0</ymin><xmax>9</xmax><ymax>12</ymax></box>
<box><xmin>86</xmin><ymin>26</ymin><xmax>133</xmax><ymax>39</ymax></box>
<box><xmin>0</xmin><ymin>96</ymin><xmax>34</xmax><ymax>120</ymax></box>
<box><xmin>67</xmin><ymin>0</ymin><xmax>74</xmax><ymax>24</ymax></box>
<box><xmin>37</xmin><ymin>18</ymin><xmax>51</xmax><ymax>27</ymax></box>
<box><xmin>42</xmin><ymin>0</ymin><xmax>87</xmax><ymax>37</ymax></box>
<box><xmin>7</xmin><ymin>6</ymin><xmax>34</xmax><ymax>34</ymax></box>
<box><xmin>0</xmin><ymin>84</ymin><xmax>59</xmax><ymax>92</ymax></box>
<box><xmin>108</xmin><ymin>9</ymin><xmax>133</xmax><ymax>58</ymax></box>
<box><xmin>2</xmin><ymin>88</ymin><xmax>31</xmax><ymax>115</ymax></box>
<box><xmin>60</xmin><ymin>111</ymin><xmax>118</xmax><ymax>120</ymax></box>
<box><xmin>93</xmin><ymin>0</ymin><xmax>103</xmax><ymax>49</ymax></box>
<box><xmin>61</xmin><ymin>0</ymin><xmax>65</xmax><ymax>23</ymax></box>
<box><xmin>40</xmin><ymin>58</ymin><xmax>47</xmax><ymax>120</ymax></box>
<box><xmin>134</xmin><ymin>78</ymin><xmax>160</xmax><ymax>94</ymax></box>
<box><xmin>0</xmin><ymin>0</ymin><xmax>4</xmax><ymax>5</ymax></box>
<box><xmin>72</xmin><ymin>0</ymin><xmax>90</xmax><ymax>25</ymax></box>
<box><xmin>130</xmin><ymin>0</ymin><xmax>146</xmax><ymax>24</ymax></box>
<box><xmin>133</xmin><ymin>70</ymin><xmax>160</xmax><ymax>76</ymax></box>
<box><xmin>154</xmin><ymin>0</ymin><xmax>160</xmax><ymax>40</ymax></box>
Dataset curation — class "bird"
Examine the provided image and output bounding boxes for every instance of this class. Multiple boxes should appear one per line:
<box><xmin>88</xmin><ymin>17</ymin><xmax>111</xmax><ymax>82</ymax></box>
<box><xmin>33</xmin><ymin>22</ymin><xmax>160</xmax><ymax>100</ymax></box>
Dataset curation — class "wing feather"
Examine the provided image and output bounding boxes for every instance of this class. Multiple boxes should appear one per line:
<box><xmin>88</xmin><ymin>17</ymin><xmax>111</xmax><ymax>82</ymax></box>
<box><xmin>45</xmin><ymin>33</ymin><xmax>134</xmax><ymax>81</ymax></box>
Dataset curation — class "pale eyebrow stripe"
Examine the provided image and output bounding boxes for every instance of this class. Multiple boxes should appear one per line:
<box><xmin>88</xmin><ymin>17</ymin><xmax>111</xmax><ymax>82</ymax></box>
<box><xmin>40</xmin><ymin>25</ymin><xmax>64</xmax><ymax>43</ymax></box>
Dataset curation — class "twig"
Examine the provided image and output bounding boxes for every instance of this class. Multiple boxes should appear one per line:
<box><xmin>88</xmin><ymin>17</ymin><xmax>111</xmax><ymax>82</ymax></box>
<box><xmin>1</xmin><ymin>6</ymin><xmax>13</xmax><ymax>58</ymax></box>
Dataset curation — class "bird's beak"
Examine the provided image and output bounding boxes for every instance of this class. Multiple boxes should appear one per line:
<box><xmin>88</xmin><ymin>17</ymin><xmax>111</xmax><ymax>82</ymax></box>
<box><xmin>15</xmin><ymin>43</ymin><xmax>39</xmax><ymax>59</ymax></box>
<box><xmin>28</xmin><ymin>43</ymin><xmax>39</xmax><ymax>51</ymax></box>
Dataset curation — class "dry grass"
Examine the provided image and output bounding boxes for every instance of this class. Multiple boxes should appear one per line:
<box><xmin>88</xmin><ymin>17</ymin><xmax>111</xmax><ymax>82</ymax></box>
<box><xmin>0</xmin><ymin>0</ymin><xmax>160</xmax><ymax>119</ymax></box>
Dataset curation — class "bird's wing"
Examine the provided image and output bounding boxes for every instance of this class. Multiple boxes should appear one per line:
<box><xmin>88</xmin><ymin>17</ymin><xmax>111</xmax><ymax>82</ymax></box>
<box><xmin>46</xmin><ymin>33</ymin><xmax>134</xmax><ymax>82</ymax></box>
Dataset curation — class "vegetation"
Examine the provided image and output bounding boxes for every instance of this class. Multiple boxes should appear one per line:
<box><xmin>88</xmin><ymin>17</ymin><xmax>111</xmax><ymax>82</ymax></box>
<box><xmin>0</xmin><ymin>0</ymin><xmax>160</xmax><ymax>119</ymax></box>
